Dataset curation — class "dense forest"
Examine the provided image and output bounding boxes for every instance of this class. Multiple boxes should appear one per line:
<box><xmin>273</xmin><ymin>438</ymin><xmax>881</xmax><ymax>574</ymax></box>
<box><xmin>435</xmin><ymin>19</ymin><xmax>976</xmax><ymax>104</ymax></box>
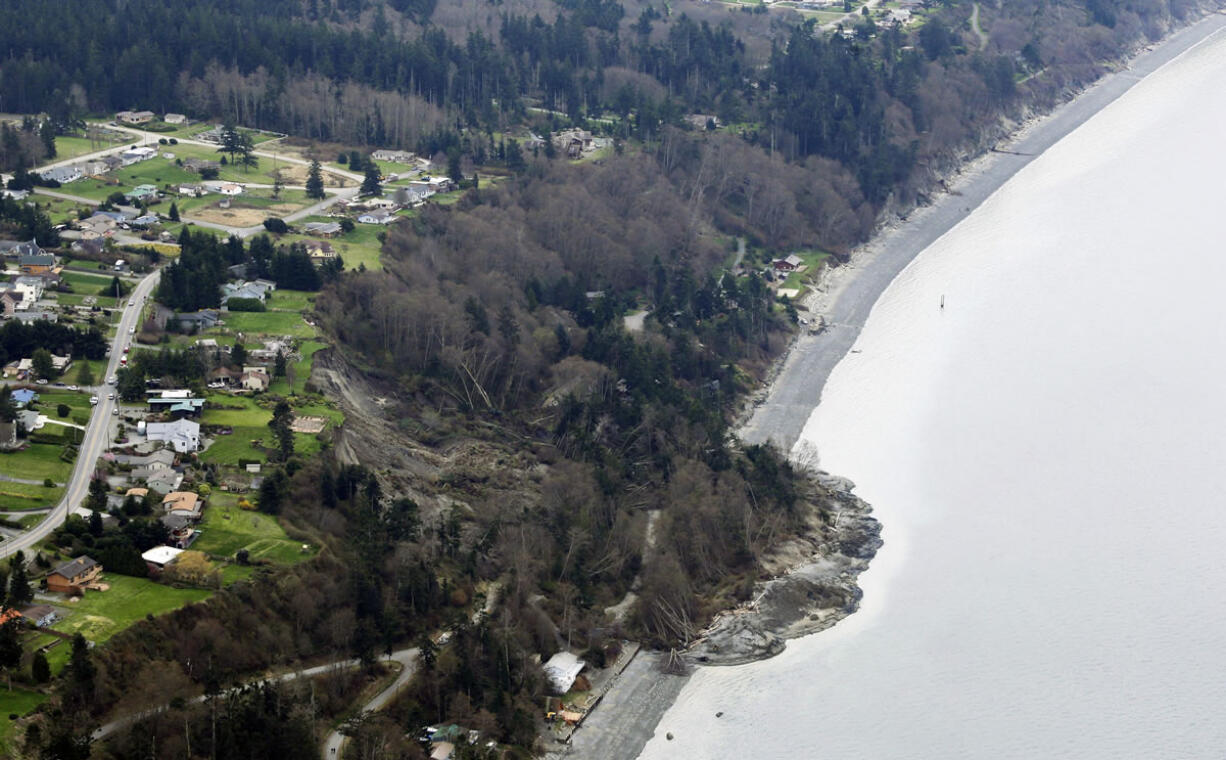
<box><xmin>11</xmin><ymin>0</ymin><xmax>1215</xmax><ymax>757</ymax></box>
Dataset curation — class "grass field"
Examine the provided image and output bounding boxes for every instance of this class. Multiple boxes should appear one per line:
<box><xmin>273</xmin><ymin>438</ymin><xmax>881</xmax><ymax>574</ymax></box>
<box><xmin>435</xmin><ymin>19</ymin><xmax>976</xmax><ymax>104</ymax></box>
<box><xmin>0</xmin><ymin>480</ymin><xmax>62</xmax><ymax>511</ymax></box>
<box><xmin>264</xmin><ymin>289</ymin><xmax>316</xmax><ymax>313</ymax></box>
<box><xmin>60</xmin><ymin>269</ymin><xmax>120</xmax><ymax>295</ymax></box>
<box><xmin>201</xmin><ymin>393</ymin><xmax>337</xmax><ymax>465</ymax></box>
<box><xmin>0</xmin><ymin>443</ymin><xmax>75</xmax><ymax>484</ymax></box>
<box><xmin>280</xmin><ymin>216</ymin><xmax>385</xmax><ymax>271</ymax></box>
<box><xmin>47</xmin><ymin>574</ymin><xmax>213</xmax><ymax>645</ymax></box>
<box><xmin>31</xmin><ymin>195</ymin><xmax>92</xmax><ymax>224</ymax></box>
<box><xmin>0</xmin><ymin>687</ymin><xmax>48</xmax><ymax>754</ymax></box>
<box><xmin>193</xmin><ymin>498</ymin><xmax>315</xmax><ymax>564</ymax></box>
<box><xmin>268</xmin><ymin>340</ymin><xmax>325</xmax><ymax>396</ymax></box>
<box><xmin>54</xmin><ymin>133</ymin><xmax>134</xmax><ymax>161</ymax></box>
<box><xmin>214</xmin><ymin>310</ymin><xmax>317</xmax><ymax>338</ymax></box>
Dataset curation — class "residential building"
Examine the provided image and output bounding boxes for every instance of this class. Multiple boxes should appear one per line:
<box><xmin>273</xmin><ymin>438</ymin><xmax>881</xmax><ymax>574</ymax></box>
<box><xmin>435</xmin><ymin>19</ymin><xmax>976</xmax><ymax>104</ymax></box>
<box><xmin>1</xmin><ymin>239</ymin><xmax>42</xmax><ymax>258</ymax></box>
<box><xmin>178</xmin><ymin>184</ymin><xmax>207</xmax><ymax>197</ymax></box>
<box><xmin>0</xmin><ymin>291</ymin><xmax>19</xmax><ymax>317</ymax></box>
<box><xmin>120</xmin><ymin>146</ymin><xmax>157</xmax><ymax>165</ymax></box>
<box><xmin>19</xmin><ymin>253</ymin><xmax>55</xmax><ymax>274</ymax></box>
<box><xmin>124</xmin><ymin>184</ymin><xmax>158</xmax><ymax>203</ymax></box>
<box><xmin>71</xmin><ymin>238</ymin><xmax>105</xmax><ymax>256</ymax></box>
<box><xmin>19</xmin><ymin>605</ymin><xmax>57</xmax><ymax>628</ymax></box>
<box><xmin>304</xmin><ymin>239</ymin><xmax>336</xmax><ymax>263</ymax></box>
<box><xmin>163</xmin><ymin>113</ymin><xmax>187</xmax><ymax>125</ymax></box>
<box><xmin>173</xmin><ymin>310</ymin><xmax>221</xmax><ymax>330</ymax></box>
<box><xmin>357</xmin><ymin>209</ymin><xmax>395</xmax><ymax>225</ymax></box>
<box><xmin>147</xmin><ymin>397</ymin><xmax>205</xmax><ymax>417</ymax></box>
<box><xmin>142</xmin><ymin>545</ymin><xmax>184</xmax><ymax>572</ymax></box>
<box><xmin>116</xmin><ymin>110</ymin><xmax>155</xmax><ymax>124</ymax></box>
<box><xmin>162</xmin><ymin>491</ymin><xmax>202</xmax><ymax>519</ymax></box>
<box><xmin>146</xmin><ymin>418</ymin><xmax>201</xmax><ymax>453</ymax></box>
<box><xmin>303</xmin><ymin>221</ymin><xmax>342</xmax><ymax>238</ymax></box>
<box><xmin>11</xmin><ymin>389</ymin><xmax>37</xmax><ymax>407</ymax></box>
<box><xmin>252</xmin><ymin>278</ymin><xmax>276</xmax><ymax>292</ymax></box>
<box><xmin>1</xmin><ymin>188</ymin><xmax>29</xmax><ymax>201</ymax></box>
<box><xmin>371</xmin><ymin>149</ymin><xmax>416</xmax><ymax>163</ymax></box>
<box><xmin>161</xmin><ymin>513</ymin><xmax>197</xmax><ymax>548</ymax></box>
<box><xmin>144</xmin><ymin>469</ymin><xmax>184</xmax><ymax>494</ymax></box>
<box><xmin>183</xmin><ymin>157</ymin><xmax>221</xmax><ymax>173</ymax></box>
<box><xmin>14</xmin><ymin>275</ymin><xmax>44</xmax><ymax>302</ymax></box>
<box><xmin>240</xmin><ymin>368</ymin><xmax>270</xmax><ymax>392</ymax></box>
<box><xmin>46</xmin><ymin>556</ymin><xmax>102</xmax><ymax>593</ymax></box>
<box><xmin>772</xmin><ymin>254</ymin><xmax>804</xmax><ymax>271</ymax></box>
<box><xmin>221</xmin><ymin>281</ymin><xmax>270</xmax><ymax>305</ymax></box>
<box><xmin>40</xmin><ymin>165</ymin><xmax>82</xmax><ymax>184</ymax></box>
<box><xmin>129</xmin><ymin>214</ymin><xmax>160</xmax><ymax>228</ymax></box>
<box><xmin>217</xmin><ymin>183</ymin><xmax>243</xmax><ymax>196</ymax></box>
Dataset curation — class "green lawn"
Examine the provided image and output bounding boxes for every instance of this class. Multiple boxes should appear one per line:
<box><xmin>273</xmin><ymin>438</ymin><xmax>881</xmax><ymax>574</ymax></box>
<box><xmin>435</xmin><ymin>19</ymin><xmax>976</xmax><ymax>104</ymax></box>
<box><xmin>193</xmin><ymin>500</ymin><xmax>315</xmax><ymax>564</ymax></box>
<box><xmin>264</xmin><ymin>289</ymin><xmax>316</xmax><ymax>313</ymax></box>
<box><xmin>60</xmin><ymin>270</ymin><xmax>117</xmax><ymax>294</ymax></box>
<box><xmin>214</xmin><ymin>310</ymin><xmax>317</xmax><ymax>338</ymax></box>
<box><xmin>200</xmin><ymin>392</ymin><xmax>337</xmax><ymax>465</ymax></box>
<box><xmin>268</xmin><ymin>340</ymin><xmax>325</xmax><ymax>396</ymax></box>
<box><xmin>54</xmin><ymin>133</ymin><xmax>134</xmax><ymax>160</ymax></box>
<box><xmin>0</xmin><ymin>686</ymin><xmax>48</xmax><ymax>754</ymax></box>
<box><xmin>169</xmin><ymin>143</ymin><xmax>311</xmax><ymax>185</ymax></box>
<box><xmin>0</xmin><ymin>480</ymin><xmax>62</xmax><ymax>511</ymax></box>
<box><xmin>0</xmin><ymin>443</ymin><xmax>75</xmax><ymax>484</ymax></box>
<box><xmin>280</xmin><ymin>216</ymin><xmax>385</xmax><ymax>271</ymax></box>
<box><xmin>31</xmin><ymin>195</ymin><xmax>92</xmax><ymax>224</ymax></box>
<box><xmin>780</xmin><ymin>250</ymin><xmax>831</xmax><ymax>292</ymax></box>
<box><xmin>48</xmin><ymin>574</ymin><xmax>213</xmax><ymax>644</ymax></box>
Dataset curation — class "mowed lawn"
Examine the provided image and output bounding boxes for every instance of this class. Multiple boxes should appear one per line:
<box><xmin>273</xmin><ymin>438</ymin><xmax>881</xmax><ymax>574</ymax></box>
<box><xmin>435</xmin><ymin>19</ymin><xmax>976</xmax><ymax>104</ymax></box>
<box><xmin>0</xmin><ymin>480</ymin><xmax>63</xmax><ymax>511</ymax></box>
<box><xmin>54</xmin><ymin>133</ymin><xmax>135</xmax><ymax>160</ymax></box>
<box><xmin>0</xmin><ymin>443</ymin><xmax>75</xmax><ymax>485</ymax></box>
<box><xmin>279</xmin><ymin>216</ymin><xmax>385</xmax><ymax>271</ymax></box>
<box><xmin>0</xmin><ymin>687</ymin><xmax>48</xmax><ymax>754</ymax></box>
<box><xmin>215</xmin><ymin>310</ymin><xmax>317</xmax><ymax>338</ymax></box>
<box><xmin>48</xmin><ymin>574</ymin><xmax>212</xmax><ymax>645</ymax></box>
<box><xmin>201</xmin><ymin>393</ymin><xmax>337</xmax><ymax>465</ymax></box>
<box><xmin>194</xmin><ymin>499</ymin><xmax>315</xmax><ymax>564</ymax></box>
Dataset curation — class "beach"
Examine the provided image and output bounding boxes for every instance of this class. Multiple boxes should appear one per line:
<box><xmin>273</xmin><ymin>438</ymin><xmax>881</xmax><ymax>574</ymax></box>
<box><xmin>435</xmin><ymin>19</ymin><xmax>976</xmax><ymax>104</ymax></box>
<box><xmin>555</xmin><ymin>10</ymin><xmax>1226</xmax><ymax>760</ymax></box>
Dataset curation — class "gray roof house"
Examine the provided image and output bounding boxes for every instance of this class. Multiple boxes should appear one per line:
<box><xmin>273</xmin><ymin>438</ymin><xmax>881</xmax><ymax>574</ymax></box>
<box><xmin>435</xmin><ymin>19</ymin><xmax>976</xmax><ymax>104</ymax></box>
<box><xmin>146</xmin><ymin>418</ymin><xmax>201</xmax><ymax>453</ymax></box>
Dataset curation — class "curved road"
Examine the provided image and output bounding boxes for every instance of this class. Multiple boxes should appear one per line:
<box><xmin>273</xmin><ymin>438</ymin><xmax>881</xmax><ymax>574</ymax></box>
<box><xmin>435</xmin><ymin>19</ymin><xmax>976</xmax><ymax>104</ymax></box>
<box><xmin>321</xmin><ymin>648</ymin><xmax>420</xmax><ymax>759</ymax></box>
<box><xmin>93</xmin><ymin>647</ymin><xmax>419</xmax><ymax>743</ymax></box>
<box><xmin>0</xmin><ymin>269</ymin><xmax>160</xmax><ymax>558</ymax></box>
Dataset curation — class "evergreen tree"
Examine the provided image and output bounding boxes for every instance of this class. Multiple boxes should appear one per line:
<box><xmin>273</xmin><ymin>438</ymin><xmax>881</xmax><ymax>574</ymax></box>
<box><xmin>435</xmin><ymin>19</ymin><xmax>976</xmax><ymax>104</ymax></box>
<box><xmin>274</xmin><ymin>350</ymin><xmax>287</xmax><ymax>378</ymax></box>
<box><xmin>360</xmin><ymin>161</ymin><xmax>382</xmax><ymax>196</ymax></box>
<box><xmin>38</xmin><ymin>118</ymin><xmax>56</xmax><ymax>159</ymax></box>
<box><xmin>87</xmin><ymin>476</ymin><xmax>108</xmax><ymax>512</ymax></box>
<box><xmin>31</xmin><ymin>650</ymin><xmax>50</xmax><ymax>683</ymax></box>
<box><xmin>0</xmin><ymin>620</ymin><xmax>21</xmax><ymax>690</ymax></box>
<box><xmin>217</xmin><ymin>121</ymin><xmax>242</xmax><ymax>164</ymax></box>
<box><xmin>31</xmin><ymin>347</ymin><xmax>54</xmax><ymax>380</ymax></box>
<box><xmin>75</xmin><ymin>358</ymin><xmax>94</xmax><ymax>387</ymax></box>
<box><xmin>88</xmin><ymin>508</ymin><xmax>103</xmax><ymax>536</ymax></box>
<box><xmin>306</xmin><ymin>159</ymin><xmax>326</xmax><ymax>200</ymax></box>
<box><xmin>7</xmin><ymin>554</ymin><xmax>31</xmax><ymax>606</ymax></box>
<box><xmin>168</xmin><ymin>201</ymin><xmax>179</xmax><ymax>221</ymax></box>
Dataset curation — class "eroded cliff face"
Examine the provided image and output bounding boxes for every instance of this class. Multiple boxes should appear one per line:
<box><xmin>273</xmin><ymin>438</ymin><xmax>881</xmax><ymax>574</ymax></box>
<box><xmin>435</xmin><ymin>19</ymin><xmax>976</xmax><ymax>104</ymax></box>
<box><xmin>688</xmin><ymin>475</ymin><xmax>882</xmax><ymax>665</ymax></box>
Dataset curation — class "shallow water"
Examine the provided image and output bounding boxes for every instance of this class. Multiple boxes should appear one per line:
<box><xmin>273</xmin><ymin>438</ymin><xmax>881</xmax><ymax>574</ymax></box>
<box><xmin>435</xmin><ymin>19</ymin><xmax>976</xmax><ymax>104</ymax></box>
<box><xmin>639</xmin><ymin>28</ymin><xmax>1226</xmax><ymax>760</ymax></box>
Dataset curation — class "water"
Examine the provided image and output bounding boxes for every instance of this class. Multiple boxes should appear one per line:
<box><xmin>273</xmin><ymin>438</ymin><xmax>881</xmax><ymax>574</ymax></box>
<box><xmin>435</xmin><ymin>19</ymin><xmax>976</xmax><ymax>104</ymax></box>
<box><xmin>639</xmin><ymin>28</ymin><xmax>1226</xmax><ymax>760</ymax></box>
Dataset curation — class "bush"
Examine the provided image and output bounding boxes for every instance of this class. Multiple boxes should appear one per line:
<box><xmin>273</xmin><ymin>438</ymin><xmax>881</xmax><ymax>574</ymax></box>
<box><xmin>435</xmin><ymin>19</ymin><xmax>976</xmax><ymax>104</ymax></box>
<box><xmin>339</xmin><ymin>218</ymin><xmax>355</xmax><ymax>233</ymax></box>
<box><xmin>225</xmin><ymin>297</ymin><xmax>265</xmax><ymax>312</ymax></box>
<box><xmin>169</xmin><ymin>138</ymin><xmax>178</xmax><ymax>145</ymax></box>
<box><xmin>263</xmin><ymin>217</ymin><xmax>288</xmax><ymax>234</ymax></box>
<box><xmin>56</xmin><ymin>403</ymin><xmax>70</xmax><ymax>417</ymax></box>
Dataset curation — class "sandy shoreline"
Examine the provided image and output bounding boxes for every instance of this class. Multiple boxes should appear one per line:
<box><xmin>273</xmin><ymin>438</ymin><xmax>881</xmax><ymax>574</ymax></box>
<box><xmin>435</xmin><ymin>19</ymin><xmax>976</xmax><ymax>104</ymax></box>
<box><xmin>555</xmin><ymin>11</ymin><xmax>1226</xmax><ymax>760</ymax></box>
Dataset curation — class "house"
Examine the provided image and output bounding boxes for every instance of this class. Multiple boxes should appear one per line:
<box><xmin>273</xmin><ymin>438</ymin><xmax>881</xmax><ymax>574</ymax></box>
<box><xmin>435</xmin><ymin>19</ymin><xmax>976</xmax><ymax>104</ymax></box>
<box><xmin>163</xmin><ymin>113</ymin><xmax>187</xmax><ymax>125</ymax></box>
<box><xmin>129</xmin><ymin>214</ymin><xmax>160</xmax><ymax>228</ymax></box>
<box><xmin>46</xmin><ymin>556</ymin><xmax>102</xmax><ymax>594</ymax></box>
<box><xmin>217</xmin><ymin>183</ymin><xmax>243</xmax><ymax>196</ymax></box>
<box><xmin>146</xmin><ymin>418</ymin><xmax>201</xmax><ymax>453</ymax></box>
<box><xmin>207</xmin><ymin>366</ymin><xmax>241</xmax><ymax>386</ymax></box>
<box><xmin>178</xmin><ymin>184</ymin><xmax>207</xmax><ymax>197</ymax></box>
<box><xmin>542</xmin><ymin>651</ymin><xmax>586</xmax><ymax>694</ymax></box>
<box><xmin>40</xmin><ymin>165</ymin><xmax>82</xmax><ymax>184</ymax></box>
<box><xmin>304</xmin><ymin>240</ymin><xmax>336</xmax><ymax>263</ymax></box>
<box><xmin>18</xmin><ymin>409</ymin><xmax>42</xmax><ymax>432</ymax></box>
<box><xmin>1</xmin><ymin>239</ymin><xmax>42</xmax><ymax>258</ymax></box>
<box><xmin>147</xmin><ymin>397</ymin><xmax>205</xmax><ymax>417</ymax></box>
<box><xmin>162</xmin><ymin>491</ymin><xmax>202</xmax><ymax>519</ymax></box>
<box><xmin>357</xmin><ymin>209</ymin><xmax>395</xmax><ymax>225</ymax></box>
<box><xmin>173</xmin><ymin>310</ymin><xmax>221</xmax><ymax>331</ymax></box>
<box><xmin>141</xmin><ymin>545</ymin><xmax>184</xmax><ymax>572</ymax></box>
<box><xmin>14</xmin><ymin>275</ymin><xmax>45</xmax><ymax>302</ymax></box>
<box><xmin>222</xmin><ymin>282</ymin><xmax>269</xmax><ymax>305</ymax></box>
<box><xmin>183</xmin><ymin>157</ymin><xmax>221</xmax><ymax>173</ymax></box>
<box><xmin>124</xmin><ymin>185</ymin><xmax>159</xmax><ymax>203</ymax></box>
<box><xmin>50</xmin><ymin>354</ymin><xmax>71</xmax><ymax>373</ymax></box>
<box><xmin>144</xmin><ymin>469</ymin><xmax>184</xmax><ymax>494</ymax></box>
<box><xmin>0</xmin><ymin>291</ymin><xmax>20</xmax><ymax>317</ymax></box>
<box><xmin>551</xmin><ymin>128</ymin><xmax>594</xmax><ymax>158</ymax></box>
<box><xmin>19</xmin><ymin>253</ymin><xmax>55</xmax><ymax>275</ymax></box>
<box><xmin>123</xmin><ymin>449</ymin><xmax>177</xmax><ymax>471</ymax></box>
<box><xmin>241</xmin><ymin>368</ymin><xmax>270</xmax><ymax>392</ymax></box>
<box><xmin>101</xmin><ymin>155</ymin><xmax>125</xmax><ymax>172</ymax></box>
<box><xmin>252</xmin><ymin>278</ymin><xmax>276</xmax><ymax>292</ymax></box>
<box><xmin>161</xmin><ymin>513</ymin><xmax>197</xmax><ymax>548</ymax></box>
<box><xmin>71</xmin><ymin>238</ymin><xmax>105</xmax><ymax>257</ymax></box>
<box><xmin>371</xmin><ymin>149</ymin><xmax>416</xmax><ymax>163</ymax></box>
<box><xmin>1</xmin><ymin>188</ymin><xmax>29</xmax><ymax>201</ymax></box>
<box><xmin>303</xmin><ymin>221</ymin><xmax>342</xmax><ymax>238</ymax></box>
<box><xmin>772</xmin><ymin>254</ymin><xmax>804</xmax><ymax>272</ymax></box>
<box><xmin>11</xmin><ymin>389</ymin><xmax>38</xmax><ymax>407</ymax></box>
<box><xmin>19</xmin><ymin>605</ymin><xmax>57</xmax><ymax>628</ymax></box>
<box><xmin>120</xmin><ymin>146</ymin><xmax>157</xmax><ymax>165</ymax></box>
<box><xmin>116</xmin><ymin>110</ymin><xmax>155</xmax><ymax>124</ymax></box>
<box><xmin>125</xmin><ymin>487</ymin><xmax>150</xmax><ymax>500</ymax></box>
<box><xmin>79</xmin><ymin>158</ymin><xmax>110</xmax><ymax>176</ymax></box>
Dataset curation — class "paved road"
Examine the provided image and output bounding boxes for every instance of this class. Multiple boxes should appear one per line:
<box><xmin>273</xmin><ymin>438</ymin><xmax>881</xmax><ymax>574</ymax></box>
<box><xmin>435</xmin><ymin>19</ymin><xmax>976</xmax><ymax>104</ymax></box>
<box><xmin>739</xmin><ymin>13</ymin><xmax>1226</xmax><ymax>454</ymax></box>
<box><xmin>93</xmin><ymin>647</ymin><xmax>419</xmax><ymax>742</ymax></box>
<box><xmin>0</xmin><ymin>269</ymin><xmax>160</xmax><ymax>558</ymax></box>
<box><xmin>321</xmin><ymin>648</ymin><xmax>421</xmax><ymax>759</ymax></box>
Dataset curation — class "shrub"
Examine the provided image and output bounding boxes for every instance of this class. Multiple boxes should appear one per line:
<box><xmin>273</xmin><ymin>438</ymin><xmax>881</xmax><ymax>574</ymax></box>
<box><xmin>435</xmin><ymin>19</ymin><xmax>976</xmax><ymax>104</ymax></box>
<box><xmin>262</xmin><ymin>217</ymin><xmax>288</xmax><ymax>234</ymax></box>
<box><xmin>226</xmin><ymin>298</ymin><xmax>265</xmax><ymax>312</ymax></box>
<box><xmin>56</xmin><ymin>403</ymin><xmax>70</xmax><ymax>417</ymax></box>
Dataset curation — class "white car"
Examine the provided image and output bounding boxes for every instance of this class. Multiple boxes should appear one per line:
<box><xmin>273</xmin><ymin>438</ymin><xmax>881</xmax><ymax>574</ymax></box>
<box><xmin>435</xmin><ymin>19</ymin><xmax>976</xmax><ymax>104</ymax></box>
<box><xmin>89</xmin><ymin>396</ymin><xmax>99</xmax><ymax>406</ymax></box>
<box><xmin>107</xmin><ymin>392</ymin><xmax>114</xmax><ymax>400</ymax></box>
<box><xmin>112</xmin><ymin>408</ymin><xmax>119</xmax><ymax>415</ymax></box>
<box><xmin>129</xmin><ymin>327</ymin><xmax>136</xmax><ymax>335</ymax></box>
<box><xmin>107</xmin><ymin>376</ymin><xmax>117</xmax><ymax>385</ymax></box>
<box><xmin>68</xmin><ymin>385</ymin><xmax>78</xmax><ymax>391</ymax></box>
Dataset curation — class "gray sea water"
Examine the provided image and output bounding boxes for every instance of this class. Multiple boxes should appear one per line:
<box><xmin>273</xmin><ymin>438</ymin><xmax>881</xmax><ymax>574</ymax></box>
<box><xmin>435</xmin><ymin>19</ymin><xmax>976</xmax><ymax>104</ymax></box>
<box><xmin>639</xmin><ymin>27</ymin><xmax>1226</xmax><ymax>760</ymax></box>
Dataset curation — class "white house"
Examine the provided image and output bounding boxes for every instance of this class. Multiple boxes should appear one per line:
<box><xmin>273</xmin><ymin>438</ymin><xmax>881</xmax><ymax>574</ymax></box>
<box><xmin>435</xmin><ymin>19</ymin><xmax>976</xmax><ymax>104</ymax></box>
<box><xmin>142</xmin><ymin>545</ymin><xmax>184</xmax><ymax>571</ymax></box>
<box><xmin>217</xmin><ymin>183</ymin><xmax>244</xmax><ymax>196</ymax></box>
<box><xmin>163</xmin><ymin>113</ymin><xmax>187</xmax><ymax>125</ymax></box>
<box><xmin>120</xmin><ymin>146</ymin><xmax>157</xmax><ymax>166</ymax></box>
<box><xmin>40</xmin><ymin>166</ymin><xmax>82</xmax><ymax>184</ymax></box>
<box><xmin>371</xmin><ymin>149</ymin><xmax>416</xmax><ymax>164</ymax></box>
<box><xmin>357</xmin><ymin>210</ymin><xmax>395</xmax><ymax>225</ymax></box>
<box><xmin>146</xmin><ymin>418</ymin><xmax>201</xmax><ymax>453</ymax></box>
<box><xmin>542</xmin><ymin>651</ymin><xmax>586</xmax><ymax>694</ymax></box>
<box><xmin>178</xmin><ymin>184</ymin><xmax>207</xmax><ymax>197</ymax></box>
